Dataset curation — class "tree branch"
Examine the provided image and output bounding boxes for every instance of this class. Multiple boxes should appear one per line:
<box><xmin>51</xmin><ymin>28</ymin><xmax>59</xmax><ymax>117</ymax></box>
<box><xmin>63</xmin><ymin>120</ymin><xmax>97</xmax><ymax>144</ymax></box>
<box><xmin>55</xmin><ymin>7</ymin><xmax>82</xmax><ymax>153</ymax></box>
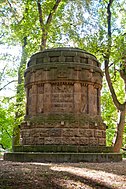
<box><xmin>46</xmin><ymin>0</ymin><xmax>62</xmax><ymax>26</ymax></box>
<box><xmin>107</xmin><ymin>0</ymin><xmax>114</xmax><ymax>39</ymax></box>
<box><xmin>105</xmin><ymin>59</ymin><xmax>125</xmax><ymax>111</ymax></box>
<box><xmin>3</xmin><ymin>128</ymin><xmax>12</xmax><ymax>139</ymax></box>
<box><xmin>37</xmin><ymin>0</ymin><xmax>62</xmax><ymax>50</ymax></box>
<box><xmin>0</xmin><ymin>80</ymin><xmax>17</xmax><ymax>91</ymax></box>
<box><xmin>7</xmin><ymin>0</ymin><xmax>13</xmax><ymax>9</ymax></box>
<box><xmin>7</xmin><ymin>0</ymin><xmax>19</xmax><ymax>22</ymax></box>
<box><xmin>0</xmin><ymin>65</ymin><xmax>7</xmax><ymax>82</ymax></box>
<box><xmin>37</xmin><ymin>0</ymin><xmax>44</xmax><ymax>29</ymax></box>
<box><xmin>0</xmin><ymin>143</ymin><xmax>6</xmax><ymax>150</ymax></box>
<box><xmin>120</xmin><ymin>62</ymin><xmax>126</xmax><ymax>85</ymax></box>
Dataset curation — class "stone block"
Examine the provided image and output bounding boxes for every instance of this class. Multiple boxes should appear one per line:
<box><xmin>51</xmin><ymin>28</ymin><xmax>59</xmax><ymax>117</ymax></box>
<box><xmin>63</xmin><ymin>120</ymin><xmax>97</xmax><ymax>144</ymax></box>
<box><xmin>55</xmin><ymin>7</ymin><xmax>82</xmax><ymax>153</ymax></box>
<box><xmin>62</xmin><ymin>129</ymin><xmax>79</xmax><ymax>137</ymax></box>
<box><xmin>65</xmin><ymin>121</ymin><xmax>79</xmax><ymax>128</ymax></box>
<box><xmin>59</xmin><ymin>56</ymin><xmax>65</xmax><ymax>62</ymax></box>
<box><xmin>74</xmin><ymin>56</ymin><xmax>80</xmax><ymax>62</ymax></box>
<box><xmin>49</xmin><ymin>128</ymin><xmax>61</xmax><ymax>137</ymax></box>
<box><xmin>37</xmin><ymin>137</ymin><xmax>44</xmax><ymax>144</ymax></box>
<box><xmin>95</xmin><ymin>130</ymin><xmax>103</xmax><ymax>138</ymax></box>
<box><xmin>35</xmin><ymin>70</ymin><xmax>42</xmax><ymax>81</ymax></box>
<box><xmin>80</xmin><ymin>57</ymin><xmax>88</xmax><ymax>63</ymax></box>
<box><xmin>79</xmin><ymin>129</ymin><xmax>94</xmax><ymax>137</ymax></box>
<box><xmin>39</xmin><ymin>129</ymin><xmax>50</xmax><ymax>137</ymax></box>
<box><xmin>48</xmin><ymin>51</ymin><xmax>61</xmax><ymax>57</ymax></box>
<box><xmin>79</xmin><ymin>137</ymin><xmax>89</xmax><ymax>145</ymax></box>
<box><xmin>44</xmin><ymin>137</ymin><xmax>61</xmax><ymax>145</ymax></box>
<box><xmin>89</xmin><ymin>123</ymin><xmax>98</xmax><ymax>129</ymax></box>
<box><xmin>102</xmin><ymin>131</ymin><xmax>106</xmax><ymax>138</ymax></box>
<box><xmin>79</xmin><ymin>121</ymin><xmax>89</xmax><ymax>128</ymax></box>
<box><xmin>50</xmin><ymin>56</ymin><xmax>59</xmax><ymax>62</ymax></box>
<box><xmin>99</xmin><ymin>138</ymin><xmax>106</xmax><ymax>146</ymax></box>
<box><xmin>88</xmin><ymin>59</ymin><xmax>94</xmax><ymax>65</ymax></box>
<box><xmin>62</xmin><ymin>137</ymin><xmax>79</xmax><ymax>145</ymax></box>
<box><xmin>89</xmin><ymin>137</ymin><xmax>98</xmax><ymax>146</ymax></box>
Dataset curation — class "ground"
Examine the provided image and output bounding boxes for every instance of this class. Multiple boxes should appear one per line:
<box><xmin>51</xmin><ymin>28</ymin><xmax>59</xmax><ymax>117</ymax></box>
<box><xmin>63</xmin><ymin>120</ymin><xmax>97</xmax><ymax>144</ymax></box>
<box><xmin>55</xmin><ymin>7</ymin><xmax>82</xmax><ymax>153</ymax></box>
<box><xmin>0</xmin><ymin>159</ymin><xmax>126</xmax><ymax>189</ymax></box>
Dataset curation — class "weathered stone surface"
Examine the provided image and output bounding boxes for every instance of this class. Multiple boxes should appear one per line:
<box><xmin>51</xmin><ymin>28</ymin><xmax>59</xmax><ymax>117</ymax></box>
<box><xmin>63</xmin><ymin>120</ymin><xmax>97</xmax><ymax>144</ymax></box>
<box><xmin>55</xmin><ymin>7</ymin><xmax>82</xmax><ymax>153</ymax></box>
<box><xmin>99</xmin><ymin>138</ymin><xmax>106</xmax><ymax>146</ymax></box>
<box><xmin>62</xmin><ymin>129</ymin><xmax>79</xmax><ymax>137</ymax></box>
<box><xmin>89</xmin><ymin>137</ymin><xmax>99</xmax><ymax>146</ymax></box>
<box><xmin>79</xmin><ymin>129</ymin><xmax>94</xmax><ymax>137</ymax></box>
<box><xmin>13</xmin><ymin>145</ymin><xmax>114</xmax><ymax>153</ymax></box>
<box><xmin>62</xmin><ymin>137</ymin><xmax>80</xmax><ymax>145</ymax></box>
<box><xmin>95</xmin><ymin>130</ymin><xmax>103</xmax><ymax>138</ymax></box>
<box><xmin>44</xmin><ymin>137</ymin><xmax>61</xmax><ymax>145</ymax></box>
<box><xmin>4</xmin><ymin>152</ymin><xmax>122</xmax><ymax>163</ymax></box>
<box><xmin>49</xmin><ymin>128</ymin><xmax>61</xmax><ymax>137</ymax></box>
<box><xmin>79</xmin><ymin>137</ymin><xmax>89</xmax><ymax>145</ymax></box>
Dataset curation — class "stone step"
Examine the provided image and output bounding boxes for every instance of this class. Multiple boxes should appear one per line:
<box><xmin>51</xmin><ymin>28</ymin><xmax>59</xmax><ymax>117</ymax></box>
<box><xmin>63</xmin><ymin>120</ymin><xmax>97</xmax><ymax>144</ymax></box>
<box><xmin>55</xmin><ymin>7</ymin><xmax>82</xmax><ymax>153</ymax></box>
<box><xmin>4</xmin><ymin>152</ymin><xmax>122</xmax><ymax>163</ymax></box>
<box><xmin>13</xmin><ymin>145</ymin><xmax>114</xmax><ymax>153</ymax></box>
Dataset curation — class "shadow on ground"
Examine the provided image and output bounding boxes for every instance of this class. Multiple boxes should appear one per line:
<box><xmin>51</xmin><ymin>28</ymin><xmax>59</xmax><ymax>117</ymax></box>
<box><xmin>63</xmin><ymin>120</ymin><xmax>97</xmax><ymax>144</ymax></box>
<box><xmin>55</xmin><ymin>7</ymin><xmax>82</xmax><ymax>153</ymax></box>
<box><xmin>0</xmin><ymin>160</ymin><xmax>126</xmax><ymax>189</ymax></box>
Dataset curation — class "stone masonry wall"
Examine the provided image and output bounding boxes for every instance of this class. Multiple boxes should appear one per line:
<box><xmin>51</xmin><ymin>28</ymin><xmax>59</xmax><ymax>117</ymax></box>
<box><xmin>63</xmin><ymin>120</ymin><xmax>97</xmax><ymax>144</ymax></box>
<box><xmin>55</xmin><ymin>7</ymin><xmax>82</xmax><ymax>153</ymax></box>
<box><xmin>20</xmin><ymin>117</ymin><xmax>106</xmax><ymax>146</ymax></box>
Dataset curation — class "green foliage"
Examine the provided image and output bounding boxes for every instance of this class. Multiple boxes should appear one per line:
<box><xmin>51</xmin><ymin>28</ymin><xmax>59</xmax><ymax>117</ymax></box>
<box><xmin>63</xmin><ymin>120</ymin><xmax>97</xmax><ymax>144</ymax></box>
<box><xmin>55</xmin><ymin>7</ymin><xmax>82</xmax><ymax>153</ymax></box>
<box><xmin>0</xmin><ymin>99</ymin><xmax>15</xmax><ymax>150</ymax></box>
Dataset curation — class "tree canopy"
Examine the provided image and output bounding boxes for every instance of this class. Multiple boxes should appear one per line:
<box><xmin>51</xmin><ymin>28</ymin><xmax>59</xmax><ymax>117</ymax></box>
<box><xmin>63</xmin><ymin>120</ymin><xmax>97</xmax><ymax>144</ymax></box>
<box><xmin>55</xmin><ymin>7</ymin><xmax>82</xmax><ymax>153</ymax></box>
<box><xmin>0</xmin><ymin>0</ymin><xmax>126</xmax><ymax>151</ymax></box>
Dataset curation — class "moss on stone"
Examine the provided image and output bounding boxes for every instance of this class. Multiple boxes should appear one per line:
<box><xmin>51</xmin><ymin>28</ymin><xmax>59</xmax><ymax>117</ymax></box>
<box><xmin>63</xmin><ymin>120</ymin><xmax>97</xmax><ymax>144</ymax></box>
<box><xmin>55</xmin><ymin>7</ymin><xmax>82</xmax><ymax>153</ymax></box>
<box><xmin>24</xmin><ymin>114</ymin><xmax>103</xmax><ymax>126</ymax></box>
<box><xmin>12</xmin><ymin>126</ymin><xmax>20</xmax><ymax>147</ymax></box>
<box><xmin>13</xmin><ymin>144</ymin><xmax>114</xmax><ymax>153</ymax></box>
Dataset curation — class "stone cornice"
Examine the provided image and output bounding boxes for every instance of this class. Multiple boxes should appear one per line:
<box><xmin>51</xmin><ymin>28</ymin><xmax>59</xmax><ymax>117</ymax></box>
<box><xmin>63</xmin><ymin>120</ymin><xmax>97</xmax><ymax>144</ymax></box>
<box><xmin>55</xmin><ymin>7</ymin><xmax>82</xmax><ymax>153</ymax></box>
<box><xmin>25</xmin><ymin>81</ymin><xmax>102</xmax><ymax>89</ymax></box>
<box><xmin>25</xmin><ymin>63</ymin><xmax>103</xmax><ymax>77</ymax></box>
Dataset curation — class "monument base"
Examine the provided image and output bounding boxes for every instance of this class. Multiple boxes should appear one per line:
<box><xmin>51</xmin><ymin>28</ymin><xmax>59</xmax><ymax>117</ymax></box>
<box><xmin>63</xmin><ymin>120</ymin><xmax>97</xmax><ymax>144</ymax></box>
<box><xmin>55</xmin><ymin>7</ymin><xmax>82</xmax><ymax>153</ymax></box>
<box><xmin>4</xmin><ymin>145</ymin><xmax>122</xmax><ymax>162</ymax></box>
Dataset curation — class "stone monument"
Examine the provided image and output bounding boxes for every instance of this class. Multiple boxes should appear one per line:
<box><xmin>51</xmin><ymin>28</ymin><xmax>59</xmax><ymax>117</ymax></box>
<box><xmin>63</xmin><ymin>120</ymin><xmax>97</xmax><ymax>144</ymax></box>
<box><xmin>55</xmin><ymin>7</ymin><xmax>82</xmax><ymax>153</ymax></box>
<box><xmin>4</xmin><ymin>47</ymin><xmax>122</xmax><ymax>162</ymax></box>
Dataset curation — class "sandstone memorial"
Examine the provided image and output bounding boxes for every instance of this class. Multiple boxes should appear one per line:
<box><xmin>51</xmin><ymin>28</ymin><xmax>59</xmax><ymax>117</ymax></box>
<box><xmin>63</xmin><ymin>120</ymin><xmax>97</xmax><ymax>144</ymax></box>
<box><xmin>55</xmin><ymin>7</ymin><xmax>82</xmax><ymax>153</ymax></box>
<box><xmin>4</xmin><ymin>47</ymin><xmax>122</xmax><ymax>162</ymax></box>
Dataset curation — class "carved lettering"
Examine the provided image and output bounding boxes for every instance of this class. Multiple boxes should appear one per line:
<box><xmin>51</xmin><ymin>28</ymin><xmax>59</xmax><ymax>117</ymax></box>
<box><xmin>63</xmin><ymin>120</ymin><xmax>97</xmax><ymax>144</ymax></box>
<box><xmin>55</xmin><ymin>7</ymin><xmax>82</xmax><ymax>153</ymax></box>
<box><xmin>51</xmin><ymin>84</ymin><xmax>73</xmax><ymax>112</ymax></box>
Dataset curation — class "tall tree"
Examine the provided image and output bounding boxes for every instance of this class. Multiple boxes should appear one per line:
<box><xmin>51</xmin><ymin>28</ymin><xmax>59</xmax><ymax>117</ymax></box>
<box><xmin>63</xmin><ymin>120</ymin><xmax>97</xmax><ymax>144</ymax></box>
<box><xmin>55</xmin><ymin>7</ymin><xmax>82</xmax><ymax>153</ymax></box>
<box><xmin>104</xmin><ymin>0</ymin><xmax>126</xmax><ymax>152</ymax></box>
<box><xmin>67</xmin><ymin>0</ymin><xmax>126</xmax><ymax>151</ymax></box>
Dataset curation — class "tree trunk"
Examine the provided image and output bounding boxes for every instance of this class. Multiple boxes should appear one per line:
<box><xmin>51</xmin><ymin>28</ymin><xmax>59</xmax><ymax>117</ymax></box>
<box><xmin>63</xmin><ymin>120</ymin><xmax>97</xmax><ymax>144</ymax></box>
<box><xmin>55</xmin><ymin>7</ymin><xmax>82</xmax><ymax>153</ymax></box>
<box><xmin>13</xmin><ymin>37</ymin><xmax>27</xmax><ymax>147</ymax></box>
<box><xmin>105</xmin><ymin>58</ymin><xmax>126</xmax><ymax>152</ymax></box>
<box><xmin>15</xmin><ymin>37</ymin><xmax>27</xmax><ymax>119</ymax></box>
<box><xmin>40</xmin><ymin>29</ymin><xmax>47</xmax><ymax>50</ymax></box>
<box><xmin>113</xmin><ymin>108</ymin><xmax>126</xmax><ymax>152</ymax></box>
<box><xmin>104</xmin><ymin>0</ymin><xmax>126</xmax><ymax>152</ymax></box>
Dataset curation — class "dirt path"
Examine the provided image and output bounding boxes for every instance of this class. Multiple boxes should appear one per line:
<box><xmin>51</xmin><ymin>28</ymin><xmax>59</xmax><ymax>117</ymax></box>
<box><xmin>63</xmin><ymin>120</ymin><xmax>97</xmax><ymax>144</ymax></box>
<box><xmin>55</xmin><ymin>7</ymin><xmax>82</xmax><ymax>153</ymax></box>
<box><xmin>0</xmin><ymin>159</ymin><xmax>126</xmax><ymax>189</ymax></box>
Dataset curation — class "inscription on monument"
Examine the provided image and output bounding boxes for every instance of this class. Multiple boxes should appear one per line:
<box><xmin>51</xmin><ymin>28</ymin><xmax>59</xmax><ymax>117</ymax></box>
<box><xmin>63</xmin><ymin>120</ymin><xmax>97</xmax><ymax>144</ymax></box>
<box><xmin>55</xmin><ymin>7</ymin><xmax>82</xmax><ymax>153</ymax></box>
<box><xmin>51</xmin><ymin>84</ymin><xmax>74</xmax><ymax>112</ymax></box>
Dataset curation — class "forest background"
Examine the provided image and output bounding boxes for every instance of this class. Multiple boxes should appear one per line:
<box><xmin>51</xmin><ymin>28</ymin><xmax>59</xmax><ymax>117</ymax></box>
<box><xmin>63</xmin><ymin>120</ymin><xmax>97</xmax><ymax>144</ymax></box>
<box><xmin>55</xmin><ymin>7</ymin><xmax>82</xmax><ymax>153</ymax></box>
<box><xmin>0</xmin><ymin>0</ymin><xmax>126</xmax><ymax>152</ymax></box>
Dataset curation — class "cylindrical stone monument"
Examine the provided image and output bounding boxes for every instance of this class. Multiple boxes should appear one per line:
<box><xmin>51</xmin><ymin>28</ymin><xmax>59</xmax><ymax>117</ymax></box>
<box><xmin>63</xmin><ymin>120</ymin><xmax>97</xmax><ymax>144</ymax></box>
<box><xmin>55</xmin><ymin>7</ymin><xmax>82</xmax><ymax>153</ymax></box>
<box><xmin>4</xmin><ymin>47</ymin><xmax>122</xmax><ymax>162</ymax></box>
<box><xmin>20</xmin><ymin>47</ymin><xmax>106</xmax><ymax>147</ymax></box>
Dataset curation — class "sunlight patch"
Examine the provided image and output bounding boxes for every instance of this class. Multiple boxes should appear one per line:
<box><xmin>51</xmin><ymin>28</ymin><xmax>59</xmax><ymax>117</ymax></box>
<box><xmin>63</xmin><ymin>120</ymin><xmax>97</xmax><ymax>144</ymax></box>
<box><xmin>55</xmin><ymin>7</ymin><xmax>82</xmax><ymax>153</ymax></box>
<box><xmin>51</xmin><ymin>166</ymin><xmax>126</xmax><ymax>189</ymax></box>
